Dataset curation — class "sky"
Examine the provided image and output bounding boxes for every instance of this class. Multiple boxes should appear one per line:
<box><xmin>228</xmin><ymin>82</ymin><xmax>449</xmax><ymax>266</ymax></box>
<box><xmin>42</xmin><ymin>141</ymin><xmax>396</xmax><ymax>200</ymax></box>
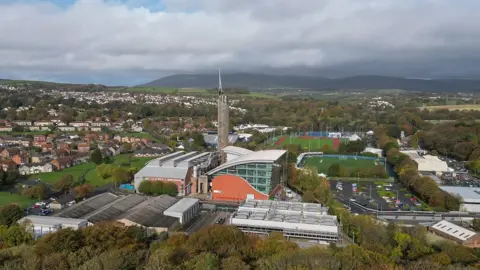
<box><xmin>1</xmin><ymin>0</ymin><xmax>480</xmax><ymax>85</ymax></box>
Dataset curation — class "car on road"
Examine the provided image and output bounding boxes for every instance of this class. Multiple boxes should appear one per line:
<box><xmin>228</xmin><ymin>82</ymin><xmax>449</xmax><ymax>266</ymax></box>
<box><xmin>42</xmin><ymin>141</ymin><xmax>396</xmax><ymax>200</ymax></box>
<box><xmin>215</xmin><ymin>218</ymin><xmax>225</xmax><ymax>225</ymax></box>
<box><xmin>349</xmin><ymin>198</ymin><xmax>356</xmax><ymax>202</ymax></box>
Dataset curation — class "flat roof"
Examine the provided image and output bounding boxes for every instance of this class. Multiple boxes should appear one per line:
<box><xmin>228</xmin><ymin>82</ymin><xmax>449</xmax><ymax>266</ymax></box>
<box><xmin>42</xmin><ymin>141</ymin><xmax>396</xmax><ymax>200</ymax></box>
<box><xmin>222</xmin><ymin>146</ymin><xmax>253</xmax><ymax>156</ymax></box>
<box><xmin>231</xmin><ymin>200</ymin><xmax>337</xmax><ymax>234</ymax></box>
<box><xmin>440</xmin><ymin>186</ymin><xmax>480</xmax><ymax>204</ymax></box>
<box><xmin>401</xmin><ymin>150</ymin><xmax>448</xmax><ymax>172</ymax></box>
<box><xmin>207</xmin><ymin>150</ymin><xmax>286</xmax><ymax>175</ymax></box>
<box><xmin>431</xmin><ymin>220</ymin><xmax>476</xmax><ymax>241</ymax></box>
<box><xmin>120</xmin><ymin>195</ymin><xmax>179</xmax><ymax>227</ymax></box>
<box><xmin>19</xmin><ymin>215</ymin><xmax>87</xmax><ymax>226</ymax></box>
<box><xmin>164</xmin><ymin>198</ymin><xmax>199</xmax><ymax>215</ymax></box>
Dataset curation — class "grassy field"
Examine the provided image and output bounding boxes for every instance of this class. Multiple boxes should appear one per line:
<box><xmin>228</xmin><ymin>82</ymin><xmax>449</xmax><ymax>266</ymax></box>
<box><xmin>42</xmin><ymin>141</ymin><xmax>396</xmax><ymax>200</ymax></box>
<box><xmin>29</xmin><ymin>154</ymin><xmax>155</xmax><ymax>187</ymax></box>
<box><xmin>304</xmin><ymin>156</ymin><xmax>384</xmax><ymax>175</ymax></box>
<box><xmin>119</xmin><ymin>132</ymin><xmax>160</xmax><ymax>142</ymax></box>
<box><xmin>422</xmin><ymin>104</ymin><xmax>480</xmax><ymax>111</ymax></box>
<box><xmin>276</xmin><ymin>136</ymin><xmax>337</xmax><ymax>151</ymax></box>
<box><xmin>0</xmin><ymin>192</ymin><xmax>35</xmax><ymax>208</ymax></box>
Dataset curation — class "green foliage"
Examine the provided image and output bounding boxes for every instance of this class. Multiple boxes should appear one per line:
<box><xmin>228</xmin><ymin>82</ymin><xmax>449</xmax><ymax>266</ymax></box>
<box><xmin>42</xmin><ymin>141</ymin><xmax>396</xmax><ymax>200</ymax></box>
<box><xmin>90</xmin><ymin>149</ymin><xmax>103</xmax><ymax>164</ymax></box>
<box><xmin>138</xmin><ymin>180</ymin><xmax>177</xmax><ymax>196</ymax></box>
<box><xmin>0</xmin><ymin>204</ymin><xmax>23</xmax><ymax>227</ymax></box>
<box><xmin>53</xmin><ymin>174</ymin><xmax>74</xmax><ymax>192</ymax></box>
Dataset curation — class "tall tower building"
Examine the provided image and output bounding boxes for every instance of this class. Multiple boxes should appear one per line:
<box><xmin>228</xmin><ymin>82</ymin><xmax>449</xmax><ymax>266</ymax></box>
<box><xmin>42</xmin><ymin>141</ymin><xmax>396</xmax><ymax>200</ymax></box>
<box><xmin>217</xmin><ymin>69</ymin><xmax>229</xmax><ymax>163</ymax></box>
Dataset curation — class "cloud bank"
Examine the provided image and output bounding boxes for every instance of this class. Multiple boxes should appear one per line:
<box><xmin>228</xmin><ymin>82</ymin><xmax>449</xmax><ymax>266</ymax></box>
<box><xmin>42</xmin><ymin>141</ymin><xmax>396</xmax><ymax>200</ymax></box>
<box><xmin>0</xmin><ymin>0</ymin><xmax>479</xmax><ymax>85</ymax></box>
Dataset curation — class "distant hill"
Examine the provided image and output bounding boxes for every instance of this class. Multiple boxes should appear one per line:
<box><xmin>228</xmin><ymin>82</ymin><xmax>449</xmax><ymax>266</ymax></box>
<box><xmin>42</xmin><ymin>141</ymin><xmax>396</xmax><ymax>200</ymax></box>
<box><xmin>140</xmin><ymin>73</ymin><xmax>480</xmax><ymax>92</ymax></box>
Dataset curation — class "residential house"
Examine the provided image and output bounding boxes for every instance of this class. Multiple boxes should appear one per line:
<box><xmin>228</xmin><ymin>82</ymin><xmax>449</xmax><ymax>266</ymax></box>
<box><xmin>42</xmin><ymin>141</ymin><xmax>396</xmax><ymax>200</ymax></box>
<box><xmin>34</xmin><ymin>135</ymin><xmax>46</xmax><ymax>142</ymax></box>
<box><xmin>131</xmin><ymin>124</ymin><xmax>143</xmax><ymax>132</ymax></box>
<box><xmin>100</xmin><ymin>148</ymin><xmax>113</xmax><ymax>159</ymax></box>
<box><xmin>70</xmin><ymin>122</ymin><xmax>90</xmax><ymax>128</ymax></box>
<box><xmin>13</xmin><ymin>120</ymin><xmax>32</xmax><ymax>126</ymax></box>
<box><xmin>18</xmin><ymin>162</ymin><xmax>53</xmax><ymax>175</ymax></box>
<box><xmin>49</xmin><ymin>194</ymin><xmax>76</xmax><ymax>210</ymax></box>
<box><xmin>77</xmin><ymin>143</ymin><xmax>90</xmax><ymax>153</ymax></box>
<box><xmin>41</xmin><ymin>143</ymin><xmax>54</xmax><ymax>153</ymax></box>
<box><xmin>89</xmin><ymin>127</ymin><xmax>102</xmax><ymax>132</ymax></box>
<box><xmin>53</xmin><ymin>149</ymin><xmax>70</xmax><ymax>159</ymax></box>
<box><xmin>12</xmin><ymin>153</ymin><xmax>29</xmax><ymax>165</ymax></box>
<box><xmin>134</xmin><ymin>148</ymin><xmax>170</xmax><ymax>157</ymax></box>
<box><xmin>18</xmin><ymin>138</ymin><xmax>32</xmax><ymax>147</ymax></box>
<box><xmin>28</xmin><ymin>126</ymin><xmax>41</xmax><ymax>131</ymax></box>
<box><xmin>0</xmin><ymin>127</ymin><xmax>12</xmax><ymax>132</ymax></box>
<box><xmin>113</xmin><ymin>135</ymin><xmax>122</xmax><ymax>141</ymax></box>
<box><xmin>57</xmin><ymin>143</ymin><xmax>70</xmax><ymax>150</ymax></box>
<box><xmin>71</xmin><ymin>152</ymin><xmax>89</xmax><ymax>165</ymax></box>
<box><xmin>58</xmin><ymin>126</ymin><xmax>76</xmax><ymax>132</ymax></box>
<box><xmin>84</xmin><ymin>134</ymin><xmax>98</xmax><ymax>143</ymax></box>
<box><xmin>99</xmin><ymin>134</ymin><xmax>110</xmax><ymax>141</ymax></box>
<box><xmin>0</xmin><ymin>160</ymin><xmax>17</xmax><ymax>171</ymax></box>
<box><xmin>91</xmin><ymin>121</ymin><xmax>111</xmax><ymax>127</ymax></box>
<box><xmin>46</xmin><ymin>134</ymin><xmax>57</xmax><ymax>142</ymax></box>
<box><xmin>55</xmin><ymin>121</ymin><xmax>67</xmax><ymax>127</ymax></box>
<box><xmin>51</xmin><ymin>157</ymin><xmax>73</xmax><ymax>171</ymax></box>
<box><xmin>35</xmin><ymin>120</ymin><xmax>52</xmax><ymax>127</ymax></box>
<box><xmin>1</xmin><ymin>148</ymin><xmax>20</xmax><ymax>159</ymax></box>
<box><xmin>31</xmin><ymin>153</ymin><xmax>52</xmax><ymax>164</ymax></box>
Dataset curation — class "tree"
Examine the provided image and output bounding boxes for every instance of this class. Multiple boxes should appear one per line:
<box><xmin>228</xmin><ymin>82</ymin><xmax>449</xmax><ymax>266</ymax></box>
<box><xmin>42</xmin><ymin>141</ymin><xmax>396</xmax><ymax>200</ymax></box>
<box><xmin>73</xmin><ymin>184</ymin><xmax>94</xmax><ymax>200</ymax></box>
<box><xmin>302</xmin><ymin>191</ymin><xmax>316</xmax><ymax>203</ymax></box>
<box><xmin>122</xmin><ymin>143</ymin><xmax>132</xmax><ymax>152</ymax></box>
<box><xmin>36</xmin><ymin>183</ymin><xmax>46</xmax><ymax>200</ymax></box>
<box><xmin>90</xmin><ymin>149</ymin><xmax>103</xmax><ymax>164</ymax></box>
<box><xmin>96</xmin><ymin>164</ymin><xmax>114</xmax><ymax>179</ymax></box>
<box><xmin>473</xmin><ymin>219</ymin><xmax>480</xmax><ymax>231</ymax></box>
<box><xmin>327</xmin><ymin>163</ymin><xmax>341</xmax><ymax>177</ymax></box>
<box><xmin>112</xmin><ymin>168</ymin><xmax>130</xmax><ymax>184</ymax></box>
<box><xmin>54</xmin><ymin>174</ymin><xmax>74</xmax><ymax>192</ymax></box>
<box><xmin>0</xmin><ymin>204</ymin><xmax>24</xmax><ymax>227</ymax></box>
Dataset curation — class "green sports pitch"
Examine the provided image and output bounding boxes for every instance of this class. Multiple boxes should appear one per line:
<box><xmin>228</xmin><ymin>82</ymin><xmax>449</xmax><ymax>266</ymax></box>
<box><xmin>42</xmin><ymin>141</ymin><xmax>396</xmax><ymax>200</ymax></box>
<box><xmin>303</xmin><ymin>156</ymin><xmax>385</xmax><ymax>174</ymax></box>
<box><xmin>275</xmin><ymin>136</ymin><xmax>340</xmax><ymax>150</ymax></box>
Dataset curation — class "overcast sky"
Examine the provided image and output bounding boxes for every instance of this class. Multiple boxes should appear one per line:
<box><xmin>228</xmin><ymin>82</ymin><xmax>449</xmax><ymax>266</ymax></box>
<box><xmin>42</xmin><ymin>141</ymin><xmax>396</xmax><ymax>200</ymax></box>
<box><xmin>1</xmin><ymin>0</ymin><xmax>480</xmax><ymax>85</ymax></box>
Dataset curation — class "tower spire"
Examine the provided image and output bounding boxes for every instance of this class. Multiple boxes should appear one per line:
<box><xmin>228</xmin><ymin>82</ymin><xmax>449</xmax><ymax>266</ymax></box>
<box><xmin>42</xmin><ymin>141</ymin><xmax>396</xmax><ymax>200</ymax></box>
<box><xmin>218</xmin><ymin>68</ymin><xmax>223</xmax><ymax>95</ymax></box>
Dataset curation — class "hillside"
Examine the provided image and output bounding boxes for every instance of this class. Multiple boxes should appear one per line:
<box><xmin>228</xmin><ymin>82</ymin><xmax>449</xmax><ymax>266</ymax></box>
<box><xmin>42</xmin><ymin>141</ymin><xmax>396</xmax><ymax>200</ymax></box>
<box><xmin>141</xmin><ymin>73</ymin><xmax>480</xmax><ymax>92</ymax></box>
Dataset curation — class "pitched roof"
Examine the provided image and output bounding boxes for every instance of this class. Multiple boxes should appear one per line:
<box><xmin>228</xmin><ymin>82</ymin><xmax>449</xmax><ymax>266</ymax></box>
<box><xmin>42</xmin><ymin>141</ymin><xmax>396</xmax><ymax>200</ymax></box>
<box><xmin>431</xmin><ymin>220</ymin><xmax>477</xmax><ymax>242</ymax></box>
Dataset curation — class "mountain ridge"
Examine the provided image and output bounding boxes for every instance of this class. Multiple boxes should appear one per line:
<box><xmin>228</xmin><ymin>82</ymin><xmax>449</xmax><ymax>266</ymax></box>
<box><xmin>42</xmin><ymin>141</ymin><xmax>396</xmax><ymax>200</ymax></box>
<box><xmin>140</xmin><ymin>73</ymin><xmax>480</xmax><ymax>92</ymax></box>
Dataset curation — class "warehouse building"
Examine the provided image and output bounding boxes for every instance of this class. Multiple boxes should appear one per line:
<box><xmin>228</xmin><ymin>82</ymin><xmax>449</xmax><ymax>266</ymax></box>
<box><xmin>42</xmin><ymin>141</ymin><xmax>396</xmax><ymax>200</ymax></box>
<box><xmin>207</xmin><ymin>149</ymin><xmax>287</xmax><ymax>201</ymax></box>
<box><xmin>401</xmin><ymin>150</ymin><xmax>450</xmax><ymax>175</ymax></box>
<box><xmin>18</xmin><ymin>216</ymin><xmax>88</xmax><ymax>237</ymax></box>
<box><xmin>164</xmin><ymin>198</ymin><xmax>200</xmax><ymax>224</ymax></box>
<box><xmin>230</xmin><ymin>200</ymin><xmax>340</xmax><ymax>243</ymax></box>
<box><xmin>429</xmin><ymin>220</ymin><xmax>480</xmax><ymax>248</ymax></box>
<box><xmin>56</xmin><ymin>193</ymin><xmax>183</xmax><ymax>233</ymax></box>
<box><xmin>134</xmin><ymin>151</ymin><xmax>221</xmax><ymax>196</ymax></box>
<box><xmin>440</xmin><ymin>186</ymin><xmax>480</xmax><ymax>213</ymax></box>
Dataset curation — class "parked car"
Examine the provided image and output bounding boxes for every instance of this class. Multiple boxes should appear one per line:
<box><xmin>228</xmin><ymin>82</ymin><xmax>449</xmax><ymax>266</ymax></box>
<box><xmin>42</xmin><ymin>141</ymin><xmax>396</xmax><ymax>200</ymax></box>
<box><xmin>216</xmin><ymin>218</ymin><xmax>225</xmax><ymax>224</ymax></box>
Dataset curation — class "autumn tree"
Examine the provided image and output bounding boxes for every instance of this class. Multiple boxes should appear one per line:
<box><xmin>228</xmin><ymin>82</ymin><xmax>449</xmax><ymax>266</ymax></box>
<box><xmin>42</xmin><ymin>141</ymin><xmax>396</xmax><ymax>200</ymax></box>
<box><xmin>0</xmin><ymin>204</ymin><xmax>24</xmax><ymax>227</ymax></box>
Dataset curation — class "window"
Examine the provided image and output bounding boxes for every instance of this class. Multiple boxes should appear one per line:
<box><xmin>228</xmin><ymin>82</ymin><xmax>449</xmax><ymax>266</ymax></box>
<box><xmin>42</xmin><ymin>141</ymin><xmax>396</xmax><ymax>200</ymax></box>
<box><xmin>257</xmin><ymin>164</ymin><xmax>267</xmax><ymax>169</ymax></box>
<box><xmin>257</xmin><ymin>178</ymin><xmax>266</xmax><ymax>184</ymax></box>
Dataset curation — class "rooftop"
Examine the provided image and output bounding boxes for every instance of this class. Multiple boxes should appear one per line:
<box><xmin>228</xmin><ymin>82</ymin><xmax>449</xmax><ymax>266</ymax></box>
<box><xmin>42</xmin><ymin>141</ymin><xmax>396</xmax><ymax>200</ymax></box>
<box><xmin>431</xmin><ymin>220</ymin><xmax>477</xmax><ymax>241</ymax></box>
<box><xmin>222</xmin><ymin>146</ymin><xmax>253</xmax><ymax>157</ymax></box>
<box><xmin>401</xmin><ymin>150</ymin><xmax>449</xmax><ymax>172</ymax></box>
<box><xmin>120</xmin><ymin>195</ymin><xmax>179</xmax><ymax>227</ymax></box>
<box><xmin>164</xmin><ymin>198</ymin><xmax>199</xmax><ymax>214</ymax></box>
<box><xmin>231</xmin><ymin>200</ymin><xmax>337</xmax><ymax>234</ymax></box>
<box><xmin>56</xmin><ymin>193</ymin><xmax>120</xmax><ymax>219</ymax></box>
<box><xmin>207</xmin><ymin>150</ymin><xmax>286</xmax><ymax>175</ymax></box>
<box><xmin>19</xmin><ymin>215</ymin><xmax>87</xmax><ymax>226</ymax></box>
<box><xmin>440</xmin><ymin>186</ymin><xmax>480</xmax><ymax>204</ymax></box>
<box><xmin>84</xmin><ymin>194</ymin><xmax>148</xmax><ymax>223</ymax></box>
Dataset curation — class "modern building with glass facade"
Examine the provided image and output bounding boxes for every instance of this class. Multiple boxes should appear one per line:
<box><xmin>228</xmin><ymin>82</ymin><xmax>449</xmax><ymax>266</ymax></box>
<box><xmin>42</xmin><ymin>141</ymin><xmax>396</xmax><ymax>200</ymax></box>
<box><xmin>207</xmin><ymin>149</ymin><xmax>287</xmax><ymax>200</ymax></box>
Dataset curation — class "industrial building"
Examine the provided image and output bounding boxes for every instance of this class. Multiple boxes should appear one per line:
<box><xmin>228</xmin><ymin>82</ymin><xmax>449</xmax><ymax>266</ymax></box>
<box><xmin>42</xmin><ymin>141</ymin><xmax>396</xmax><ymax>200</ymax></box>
<box><xmin>230</xmin><ymin>200</ymin><xmax>341</xmax><ymax>243</ymax></box>
<box><xmin>440</xmin><ymin>186</ymin><xmax>480</xmax><ymax>213</ymax></box>
<box><xmin>401</xmin><ymin>150</ymin><xmax>450</xmax><ymax>175</ymax></box>
<box><xmin>429</xmin><ymin>220</ymin><xmax>480</xmax><ymax>248</ymax></box>
<box><xmin>134</xmin><ymin>151</ymin><xmax>220</xmax><ymax>195</ymax></box>
<box><xmin>164</xmin><ymin>198</ymin><xmax>200</xmax><ymax>224</ymax></box>
<box><xmin>207</xmin><ymin>149</ymin><xmax>287</xmax><ymax>201</ymax></box>
<box><xmin>55</xmin><ymin>193</ymin><xmax>186</xmax><ymax>233</ymax></box>
<box><xmin>18</xmin><ymin>215</ymin><xmax>88</xmax><ymax>236</ymax></box>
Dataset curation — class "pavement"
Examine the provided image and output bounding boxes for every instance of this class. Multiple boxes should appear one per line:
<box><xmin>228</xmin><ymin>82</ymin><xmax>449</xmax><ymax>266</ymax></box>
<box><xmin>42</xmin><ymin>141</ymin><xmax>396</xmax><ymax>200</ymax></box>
<box><xmin>185</xmin><ymin>210</ymin><xmax>229</xmax><ymax>234</ymax></box>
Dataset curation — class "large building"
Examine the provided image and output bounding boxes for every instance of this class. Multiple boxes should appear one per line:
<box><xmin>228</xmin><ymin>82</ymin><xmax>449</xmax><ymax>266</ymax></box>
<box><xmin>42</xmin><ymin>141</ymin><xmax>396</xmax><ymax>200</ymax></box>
<box><xmin>164</xmin><ymin>198</ymin><xmax>200</xmax><ymax>225</ymax></box>
<box><xmin>134</xmin><ymin>151</ymin><xmax>220</xmax><ymax>195</ymax></box>
<box><xmin>429</xmin><ymin>220</ymin><xmax>480</xmax><ymax>248</ymax></box>
<box><xmin>231</xmin><ymin>200</ymin><xmax>341</xmax><ymax>244</ymax></box>
<box><xmin>207</xmin><ymin>149</ymin><xmax>287</xmax><ymax>201</ymax></box>
<box><xmin>401</xmin><ymin>150</ymin><xmax>450</xmax><ymax>175</ymax></box>
<box><xmin>440</xmin><ymin>186</ymin><xmax>480</xmax><ymax>212</ymax></box>
<box><xmin>18</xmin><ymin>215</ymin><xmax>88</xmax><ymax>237</ymax></box>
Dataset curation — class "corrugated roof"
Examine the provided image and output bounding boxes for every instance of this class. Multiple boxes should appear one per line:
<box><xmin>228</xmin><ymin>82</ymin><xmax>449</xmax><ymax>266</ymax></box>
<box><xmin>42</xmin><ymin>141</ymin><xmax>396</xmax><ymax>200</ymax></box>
<box><xmin>57</xmin><ymin>193</ymin><xmax>120</xmax><ymax>219</ymax></box>
<box><xmin>222</xmin><ymin>146</ymin><xmax>253</xmax><ymax>156</ymax></box>
<box><xmin>431</xmin><ymin>220</ymin><xmax>477</xmax><ymax>241</ymax></box>
<box><xmin>19</xmin><ymin>215</ymin><xmax>87</xmax><ymax>226</ymax></box>
<box><xmin>207</xmin><ymin>150</ymin><xmax>286</xmax><ymax>175</ymax></box>
<box><xmin>440</xmin><ymin>186</ymin><xmax>480</xmax><ymax>204</ymax></box>
<box><xmin>120</xmin><ymin>195</ymin><xmax>179</xmax><ymax>227</ymax></box>
<box><xmin>164</xmin><ymin>198</ymin><xmax>199</xmax><ymax>215</ymax></box>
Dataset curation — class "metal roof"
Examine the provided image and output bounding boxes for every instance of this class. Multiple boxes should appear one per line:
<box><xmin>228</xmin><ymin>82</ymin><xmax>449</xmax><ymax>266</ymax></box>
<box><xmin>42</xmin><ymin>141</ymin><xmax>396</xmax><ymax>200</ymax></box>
<box><xmin>164</xmin><ymin>198</ymin><xmax>199</xmax><ymax>215</ymax></box>
<box><xmin>207</xmin><ymin>150</ymin><xmax>286</xmax><ymax>175</ymax></box>
<box><xmin>440</xmin><ymin>186</ymin><xmax>480</xmax><ymax>204</ymax></box>
<box><xmin>84</xmin><ymin>194</ymin><xmax>148</xmax><ymax>224</ymax></box>
<box><xmin>431</xmin><ymin>220</ymin><xmax>477</xmax><ymax>241</ymax></box>
<box><xmin>120</xmin><ymin>195</ymin><xmax>179</xmax><ymax>227</ymax></box>
<box><xmin>57</xmin><ymin>193</ymin><xmax>120</xmax><ymax>219</ymax></box>
<box><xmin>222</xmin><ymin>146</ymin><xmax>253</xmax><ymax>156</ymax></box>
<box><xmin>231</xmin><ymin>200</ymin><xmax>337</xmax><ymax>234</ymax></box>
<box><xmin>19</xmin><ymin>215</ymin><xmax>87</xmax><ymax>226</ymax></box>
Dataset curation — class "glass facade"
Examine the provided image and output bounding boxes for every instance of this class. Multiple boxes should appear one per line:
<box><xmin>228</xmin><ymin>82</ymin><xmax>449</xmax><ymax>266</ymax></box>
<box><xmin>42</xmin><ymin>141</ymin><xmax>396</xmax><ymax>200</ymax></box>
<box><xmin>210</xmin><ymin>162</ymin><xmax>281</xmax><ymax>194</ymax></box>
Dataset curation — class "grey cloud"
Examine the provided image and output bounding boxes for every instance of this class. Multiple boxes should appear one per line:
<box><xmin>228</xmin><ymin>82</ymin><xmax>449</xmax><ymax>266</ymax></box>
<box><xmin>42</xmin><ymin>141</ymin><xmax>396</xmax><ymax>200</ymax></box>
<box><xmin>0</xmin><ymin>0</ymin><xmax>480</xmax><ymax>85</ymax></box>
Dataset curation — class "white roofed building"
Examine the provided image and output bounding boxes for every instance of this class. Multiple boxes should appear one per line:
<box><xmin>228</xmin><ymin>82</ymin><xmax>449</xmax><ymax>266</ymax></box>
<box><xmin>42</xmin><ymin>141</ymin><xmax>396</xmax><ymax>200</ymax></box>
<box><xmin>429</xmin><ymin>220</ymin><xmax>480</xmax><ymax>248</ymax></box>
<box><xmin>401</xmin><ymin>150</ymin><xmax>450</xmax><ymax>175</ymax></box>
<box><xmin>222</xmin><ymin>145</ymin><xmax>253</xmax><ymax>162</ymax></box>
<box><xmin>164</xmin><ymin>198</ymin><xmax>200</xmax><ymax>224</ymax></box>
<box><xmin>440</xmin><ymin>186</ymin><xmax>480</xmax><ymax>213</ymax></box>
<box><xmin>18</xmin><ymin>216</ymin><xmax>88</xmax><ymax>237</ymax></box>
<box><xmin>231</xmin><ymin>200</ymin><xmax>340</xmax><ymax>244</ymax></box>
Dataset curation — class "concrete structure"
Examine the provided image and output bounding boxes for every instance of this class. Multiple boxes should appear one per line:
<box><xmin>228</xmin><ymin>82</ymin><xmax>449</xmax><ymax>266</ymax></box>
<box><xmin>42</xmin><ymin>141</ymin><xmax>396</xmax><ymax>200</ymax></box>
<box><xmin>231</xmin><ymin>200</ymin><xmax>340</xmax><ymax>243</ymax></box>
<box><xmin>401</xmin><ymin>150</ymin><xmax>450</xmax><ymax>175</ymax></box>
<box><xmin>134</xmin><ymin>151</ymin><xmax>221</xmax><ymax>196</ymax></box>
<box><xmin>217</xmin><ymin>69</ymin><xmax>229</xmax><ymax>163</ymax></box>
<box><xmin>164</xmin><ymin>197</ymin><xmax>200</xmax><ymax>224</ymax></box>
<box><xmin>18</xmin><ymin>215</ymin><xmax>88</xmax><ymax>236</ymax></box>
<box><xmin>207</xmin><ymin>149</ymin><xmax>287</xmax><ymax>201</ymax></box>
<box><xmin>440</xmin><ymin>186</ymin><xmax>480</xmax><ymax>213</ymax></box>
<box><xmin>429</xmin><ymin>220</ymin><xmax>480</xmax><ymax>248</ymax></box>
